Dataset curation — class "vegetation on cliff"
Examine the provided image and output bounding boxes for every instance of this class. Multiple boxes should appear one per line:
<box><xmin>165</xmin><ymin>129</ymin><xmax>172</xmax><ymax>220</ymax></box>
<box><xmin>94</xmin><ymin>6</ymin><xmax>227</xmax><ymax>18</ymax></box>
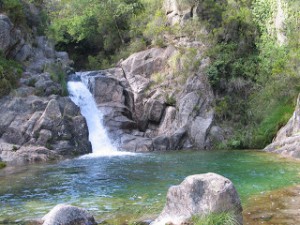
<box><xmin>0</xmin><ymin>0</ymin><xmax>299</xmax><ymax>149</ymax></box>
<box><xmin>0</xmin><ymin>52</ymin><xmax>22</xmax><ymax>97</ymax></box>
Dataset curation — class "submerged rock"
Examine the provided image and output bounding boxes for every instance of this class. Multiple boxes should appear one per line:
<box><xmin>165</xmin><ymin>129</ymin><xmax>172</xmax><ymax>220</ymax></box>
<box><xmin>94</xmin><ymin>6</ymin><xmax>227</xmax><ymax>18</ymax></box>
<box><xmin>151</xmin><ymin>173</ymin><xmax>243</xmax><ymax>225</ymax></box>
<box><xmin>42</xmin><ymin>204</ymin><xmax>97</xmax><ymax>225</ymax></box>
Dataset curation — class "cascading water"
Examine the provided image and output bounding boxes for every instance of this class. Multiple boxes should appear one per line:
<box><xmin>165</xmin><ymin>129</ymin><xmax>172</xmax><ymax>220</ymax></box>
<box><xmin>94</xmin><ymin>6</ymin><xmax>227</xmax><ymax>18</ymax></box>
<box><xmin>67</xmin><ymin>73</ymin><xmax>118</xmax><ymax>156</ymax></box>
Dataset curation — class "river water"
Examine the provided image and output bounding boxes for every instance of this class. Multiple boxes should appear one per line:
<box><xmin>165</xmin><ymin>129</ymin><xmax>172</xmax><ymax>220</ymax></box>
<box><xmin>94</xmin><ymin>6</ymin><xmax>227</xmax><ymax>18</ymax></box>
<box><xmin>1</xmin><ymin>150</ymin><xmax>300</xmax><ymax>224</ymax></box>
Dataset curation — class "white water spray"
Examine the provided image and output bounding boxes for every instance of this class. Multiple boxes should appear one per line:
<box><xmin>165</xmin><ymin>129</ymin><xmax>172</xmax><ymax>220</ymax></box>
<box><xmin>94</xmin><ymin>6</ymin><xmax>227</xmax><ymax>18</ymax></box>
<box><xmin>68</xmin><ymin>77</ymin><xmax>121</xmax><ymax>157</ymax></box>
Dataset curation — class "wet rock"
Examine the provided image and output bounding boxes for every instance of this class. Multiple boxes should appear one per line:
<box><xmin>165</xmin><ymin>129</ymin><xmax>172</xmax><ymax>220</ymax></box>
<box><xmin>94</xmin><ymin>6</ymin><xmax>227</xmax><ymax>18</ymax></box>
<box><xmin>153</xmin><ymin>136</ymin><xmax>170</xmax><ymax>151</ymax></box>
<box><xmin>42</xmin><ymin>204</ymin><xmax>97</xmax><ymax>225</ymax></box>
<box><xmin>120</xmin><ymin>134</ymin><xmax>154</xmax><ymax>152</ymax></box>
<box><xmin>0</xmin><ymin>145</ymin><xmax>60</xmax><ymax>165</ymax></box>
<box><xmin>151</xmin><ymin>173</ymin><xmax>243</xmax><ymax>225</ymax></box>
<box><xmin>91</xmin><ymin>75</ymin><xmax>125</xmax><ymax>105</ymax></box>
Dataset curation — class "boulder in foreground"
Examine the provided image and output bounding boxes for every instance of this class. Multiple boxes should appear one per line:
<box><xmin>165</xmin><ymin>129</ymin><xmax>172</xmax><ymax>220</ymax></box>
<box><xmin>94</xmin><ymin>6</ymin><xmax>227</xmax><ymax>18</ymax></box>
<box><xmin>151</xmin><ymin>173</ymin><xmax>243</xmax><ymax>225</ymax></box>
<box><xmin>42</xmin><ymin>204</ymin><xmax>97</xmax><ymax>225</ymax></box>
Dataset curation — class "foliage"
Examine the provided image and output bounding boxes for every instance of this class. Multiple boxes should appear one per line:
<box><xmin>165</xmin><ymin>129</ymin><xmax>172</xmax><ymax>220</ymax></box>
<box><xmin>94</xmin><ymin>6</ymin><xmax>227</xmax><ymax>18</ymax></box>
<box><xmin>190</xmin><ymin>212</ymin><xmax>238</xmax><ymax>225</ymax></box>
<box><xmin>47</xmin><ymin>0</ymin><xmax>146</xmax><ymax>69</ymax></box>
<box><xmin>0</xmin><ymin>52</ymin><xmax>22</xmax><ymax>98</ymax></box>
<box><xmin>251</xmin><ymin>102</ymin><xmax>294</xmax><ymax>148</ymax></box>
<box><xmin>143</xmin><ymin>9</ymin><xmax>169</xmax><ymax>47</ymax></box>
<box><xmin>44</xmin><ymin>63</ymin><xmax>68</xmax><ymax>96</ymax></box>
<box><xmin>165</xmin><ymin>94</ymin><xmax>176</xmax><ymax>106</ymax></box>
<box><xmin>169</xmin><ymin>47</ymin><xmax>202</xmax><ymax>84</ymax></box>
<box><xmin>0</xmin><ymin>0</ymin><xmax>48</xmax><ymax>34</ymax></box>
<box><xmin>0</xmin><ymin>0</ymin><xmax>25</xmax><ymax>25</ymax></box>
<box><xmin>0</xmin><ymin>161</ymin><xmax>6</xmax><ymax>169</ymax></box>
<box><xmin>199</xmin><ymin>0</ymin><xmax>300</xmax><ymax>148</ymax></box>
<box><xmin>151</xmin><ymin>72</ymin><xmax>164</xmax><ymax>84</ymax></box>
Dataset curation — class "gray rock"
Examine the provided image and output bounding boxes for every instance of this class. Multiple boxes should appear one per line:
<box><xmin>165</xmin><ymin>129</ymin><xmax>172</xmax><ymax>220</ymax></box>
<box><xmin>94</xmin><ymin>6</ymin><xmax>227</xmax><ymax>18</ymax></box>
<box><xmin>190</xmin><ymin>115</ymin><xmax>213</xmax><ymax>148</ymax></box>
<box><xmin>157</xmin><ymin>106</ymin><xmax>176</xmax><ymax>136</ymax></box>
<box><xmin>90</xmin><ymin>75</ymin><xmax>125</xmax><ymax>105</ymax></box>
<box><xmin>15</xmin><ymin>44</ymin><xmax>32</xmax><ymax>62</ymax></box>
<box><xmin>146</xmin><ymin>100</ymin><xmax>165</xmax><ymax>123</ymax></box>
<box><xmin>0</xmin><ymin>14</ymin><xmax>13</xmax><ymax>53</ymax></box>
<box><xmin>153</xmin><ymin>136</ymin><xmax>170</xmax><ymax>151</ymax></box>
<box><xmin>0</xmin><ymin>145</ymin><xmax>60</xmax><ymax>165</ymax></box>
<box><xmin>169</xmin><ymin>128</ymin><xmax>187</xmax><ymax>150</ymax></box>
<box><xmin>120</xmin><ymin>134</ymin><xmax>153</xmax><ymax>152</ymax></box>
<box><xmin>151</xmin><ymin>173</ymin><xmax>243</xmax><ymax>225</ymax></box>
<box><xmin>265</xmin><ymin>94</ymin><xmax>300</xmax><ymax>158</ymax></box>
<box><xmin>0</xmin><ymin>92</ymin><xmax>91</xmax><ymax>164</ymax></box>
<box><xmin>42</xmin><ymin>204</ymin><xmax>97</xmax><ymax>225</ymax></box>
<box><xmin>163</xmin><ymin>0</ymin><xmax>181</xmax><ymax>25</ymax></box>
<box><xmin>78</xmin><ymin>45</ymin><xmax>214</xmax><ymax>152</ymax></box>
<box><xmin>37</xmin><ymin>129</ymin><xmax>52</xmax><ymax>146</ymax></box>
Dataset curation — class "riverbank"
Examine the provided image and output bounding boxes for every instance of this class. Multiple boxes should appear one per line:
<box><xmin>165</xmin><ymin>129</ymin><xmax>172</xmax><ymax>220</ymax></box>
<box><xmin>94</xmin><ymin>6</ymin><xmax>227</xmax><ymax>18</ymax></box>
<box><xmin>244</xmin><ymin>184</ymin><xmax>300</xmax><ymax>225</ymax></box>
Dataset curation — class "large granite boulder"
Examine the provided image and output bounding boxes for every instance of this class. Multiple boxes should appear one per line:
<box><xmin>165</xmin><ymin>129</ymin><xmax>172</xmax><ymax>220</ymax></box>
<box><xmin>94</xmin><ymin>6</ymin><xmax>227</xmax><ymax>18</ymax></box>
<box><xmin>42</xmin><ymin>204</ymin><xmax>97</xmax><ymax>225</ymax></box>
<box><xmin>151</xmin><ymin>173</ymin><xmax>243</xmax><ymax>225</ymax></box>
<box><xmin>265</xmin><ymin>94</ymin><xmax>300</xmax><ymax>158</ymax></box>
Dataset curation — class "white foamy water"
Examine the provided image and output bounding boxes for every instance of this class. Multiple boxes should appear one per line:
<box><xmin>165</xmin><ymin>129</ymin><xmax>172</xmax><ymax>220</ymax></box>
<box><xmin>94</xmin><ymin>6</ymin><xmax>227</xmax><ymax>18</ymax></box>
<box><xmin>68</xmin><ymin>78</ymin><xmax>133</xmax><ymax>157</ymax></box>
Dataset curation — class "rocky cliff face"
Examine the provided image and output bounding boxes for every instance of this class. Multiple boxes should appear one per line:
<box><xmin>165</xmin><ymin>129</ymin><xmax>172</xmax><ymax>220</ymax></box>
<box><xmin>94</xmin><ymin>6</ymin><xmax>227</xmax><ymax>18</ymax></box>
<box><xmin>80</xmin><ymin>44</ymin><xmax>214</xmax><ymax>152</ymax></box>
<box><xmin>0</xmin><ymin>14</ymin><xmax>91</xmax><ymax>164</ymax></box>
<box><xmin>265</xmin><ymin>94</ymin><xmax>300</xmax><ymax>158</ymax></box>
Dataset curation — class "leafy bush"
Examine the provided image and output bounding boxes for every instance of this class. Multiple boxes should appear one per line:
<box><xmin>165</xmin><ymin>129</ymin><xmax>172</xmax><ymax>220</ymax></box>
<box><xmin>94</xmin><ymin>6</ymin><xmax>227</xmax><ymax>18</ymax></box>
<box><xmin>0</xmin><ymin>0</ymin><xmax>25</xmax><ymax>25</ymax></box>
<box><xmin>47</xmin><ymin>0</ymin><xmax>145</xmax><ymax>69</ymax></box>
<box><xmin>44</xmin><ymin>63</ymin><xmax>68</xmax><ymax>96</ymax></box>
<box><xmin>143</xmin><ymin>9</ymin><xmax>169</xmax><ymax>47</ymax></box>
<box><xmin>0</xmin><ymin>52</ymin><xmax>22</xmax><ymax>98</ymax></box>
<box><xmin>0</xmin><ymin>161</ymin><xmax>6</xmax><ymax>169</ymax></box>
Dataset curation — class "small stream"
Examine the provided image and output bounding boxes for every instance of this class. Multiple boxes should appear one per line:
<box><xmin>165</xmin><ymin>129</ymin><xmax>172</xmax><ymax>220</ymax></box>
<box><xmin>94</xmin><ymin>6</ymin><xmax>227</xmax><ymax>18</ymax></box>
<box><xmin>1</xmin><ymin>150</ymin><xmax>300</xmax><ymax>224</ymax></box>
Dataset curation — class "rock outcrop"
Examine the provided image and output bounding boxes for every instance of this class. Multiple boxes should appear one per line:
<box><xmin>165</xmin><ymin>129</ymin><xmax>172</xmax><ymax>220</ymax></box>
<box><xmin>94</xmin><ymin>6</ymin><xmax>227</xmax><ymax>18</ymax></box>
<box><xmin>0</xmin><ymin>15</ymin><xmax>91</xmax><ymax>164</ymax></box>
<box><xmin>42</xmin><ymin>204</ymin><xmax>97</xmax><ymax>225</ymax></box>
<box><xmin>265</xmin><ymin>94</ymin><xmax>300</xmax><ymax>158</ymax></box>
<box><xmin>78</xmin><ymin>44</ymin><xmax>214</xmax><ymax>152</ymax></box>
<box><xmin>0</xmin><ymin>77</ymin><xmax>91</xmax><ymax>164</ymax></box>
<box><xmin>151</xmin><ymin>173</ymin><xmax>243</xmax><ymax>225</ymax></box>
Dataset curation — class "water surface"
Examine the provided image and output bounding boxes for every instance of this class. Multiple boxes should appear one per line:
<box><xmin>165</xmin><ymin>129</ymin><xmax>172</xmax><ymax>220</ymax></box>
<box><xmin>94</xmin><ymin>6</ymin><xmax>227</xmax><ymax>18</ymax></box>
<box><xmin>0</xmin><ymin>150</ymin><xmax>300</xmax><ymax>224</ymax></box>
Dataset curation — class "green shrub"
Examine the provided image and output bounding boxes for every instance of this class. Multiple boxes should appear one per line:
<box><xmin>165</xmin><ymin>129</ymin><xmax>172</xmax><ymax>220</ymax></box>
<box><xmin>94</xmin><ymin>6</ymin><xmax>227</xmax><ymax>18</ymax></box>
<box><xmin>143</xmin><ymin>9</ymin><xmax>169</xmax><ymax>47</ymax></box>
<box><xmin>0</xmin><ymin>161</ymin><xmax>7</xmax><ymax>169</ymax></box>
<box><xmin>45</xmin><ymin>63</ymin><xmax>68</xmax><ymax>96</ymax></box>
<box><xmin>0</xmin><ymin>0</ymin><xmax>26</xmax><ymax>26</ymax></box>
<box><xmin>0</xmin><ymin>52</ymin><xmax>22</xmax><ymax>98</ymax></box>
<box><xmin>191</xmin><ymin>212</ymin><xmax>238</xmax><ymax>225</ymax></box>
<box><xmin>251</xmin><ymin>102</ymin><xmax>294</xmax><ymax>148</ymax></box>
<box><xmin>165</xmin><ymin>94</ymin><xmax>176</xmax><ymax>106</ymax></box>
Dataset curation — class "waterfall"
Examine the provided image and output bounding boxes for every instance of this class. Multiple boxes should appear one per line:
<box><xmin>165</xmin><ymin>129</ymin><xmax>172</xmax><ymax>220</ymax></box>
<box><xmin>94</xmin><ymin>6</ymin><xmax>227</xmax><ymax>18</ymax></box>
<box><xmin>67</xmin><ymin>74</ymin><xmax>118</xmax><ymax>156</ymax></box>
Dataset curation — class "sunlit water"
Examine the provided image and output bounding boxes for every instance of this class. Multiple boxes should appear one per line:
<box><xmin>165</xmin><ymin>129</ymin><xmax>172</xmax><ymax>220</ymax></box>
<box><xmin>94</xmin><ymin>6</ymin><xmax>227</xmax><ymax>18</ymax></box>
<box><xmin>1</xmin><ymin>150</ymin><xmax>300</xmax><ymax>224</ymax></box>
